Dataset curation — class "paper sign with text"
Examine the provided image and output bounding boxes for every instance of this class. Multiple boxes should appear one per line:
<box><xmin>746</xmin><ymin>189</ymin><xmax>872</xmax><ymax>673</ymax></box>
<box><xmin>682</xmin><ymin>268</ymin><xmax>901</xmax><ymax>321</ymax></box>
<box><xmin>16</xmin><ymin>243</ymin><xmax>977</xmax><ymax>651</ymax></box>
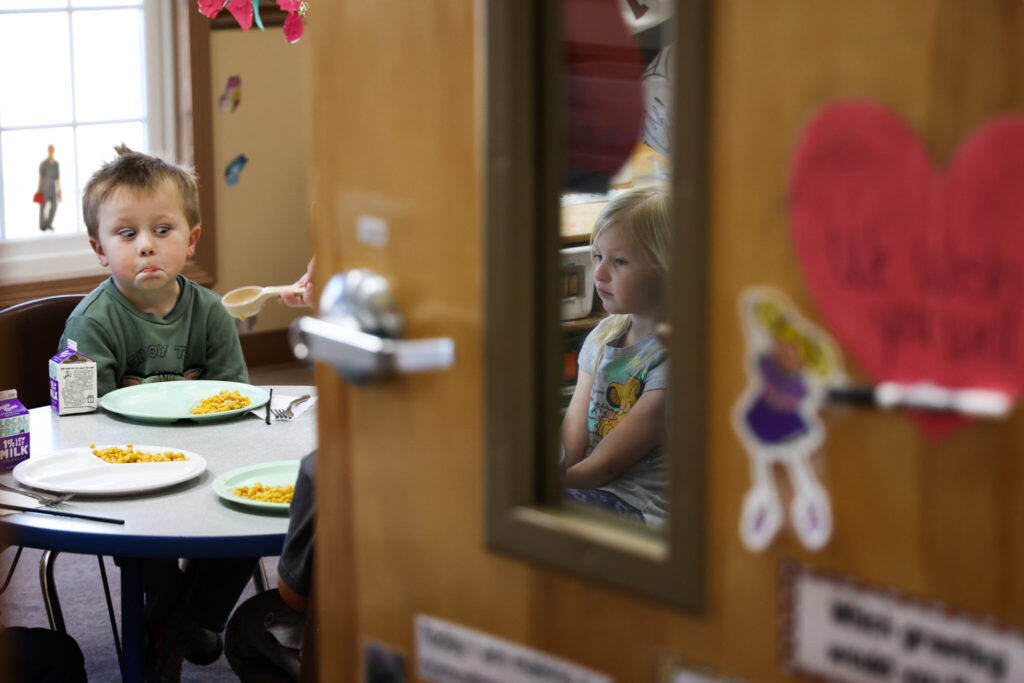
<box><xmin>416</xmin><ymin>614</ymin><xmax>613</xmax><ymax>683</ymax></box>
<box><xmin>783</xmin><ymin>565</ymin><xmax>1024</xmax><ymax>683</ymax></box>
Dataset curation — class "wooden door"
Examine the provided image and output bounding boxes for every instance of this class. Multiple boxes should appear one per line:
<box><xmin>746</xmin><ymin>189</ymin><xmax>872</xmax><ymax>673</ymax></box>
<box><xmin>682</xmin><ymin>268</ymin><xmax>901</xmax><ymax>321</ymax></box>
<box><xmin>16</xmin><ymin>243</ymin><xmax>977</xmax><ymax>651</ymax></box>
<box><xmin>307</xmin><ymin>2</ymin><xmax>485</xmax><ymax>680</ymax></box>
<box><xmin>308</xmin><ymin>2</ymin><xmax>1024</xmax><ymax>682</ymax></box>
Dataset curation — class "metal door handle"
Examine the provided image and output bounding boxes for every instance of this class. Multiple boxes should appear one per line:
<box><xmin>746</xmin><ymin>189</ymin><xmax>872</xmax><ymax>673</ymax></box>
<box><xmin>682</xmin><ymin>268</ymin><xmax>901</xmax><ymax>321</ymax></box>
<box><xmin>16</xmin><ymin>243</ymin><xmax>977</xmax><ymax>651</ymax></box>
<box><xmin>289</xmin><ymin>269</ymin><xmax>455</xmax><ymax>383</ymax></box>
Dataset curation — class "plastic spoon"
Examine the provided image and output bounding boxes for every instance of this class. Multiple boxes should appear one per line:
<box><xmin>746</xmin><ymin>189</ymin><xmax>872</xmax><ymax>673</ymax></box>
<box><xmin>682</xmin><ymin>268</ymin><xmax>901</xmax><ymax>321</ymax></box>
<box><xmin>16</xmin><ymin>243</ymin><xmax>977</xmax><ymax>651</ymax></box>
<box><xmin>221</xmin><ymin>285</ymin><xmax>306</xmax><ymax>320</ymax></box>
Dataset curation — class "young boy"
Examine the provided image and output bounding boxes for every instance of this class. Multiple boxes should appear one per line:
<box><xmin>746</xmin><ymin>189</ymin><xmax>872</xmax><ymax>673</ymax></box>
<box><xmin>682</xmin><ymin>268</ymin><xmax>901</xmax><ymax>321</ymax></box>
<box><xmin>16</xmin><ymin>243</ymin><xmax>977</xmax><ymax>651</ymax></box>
<box><xmin>59</xmin><ymin>144</ymin><xmax>247</xmax><ymax>396</ymax></box>
<box><xmin>59</xmin><ymin>145</ymin><xmax>255</xmax><ymax>680</ymax></box>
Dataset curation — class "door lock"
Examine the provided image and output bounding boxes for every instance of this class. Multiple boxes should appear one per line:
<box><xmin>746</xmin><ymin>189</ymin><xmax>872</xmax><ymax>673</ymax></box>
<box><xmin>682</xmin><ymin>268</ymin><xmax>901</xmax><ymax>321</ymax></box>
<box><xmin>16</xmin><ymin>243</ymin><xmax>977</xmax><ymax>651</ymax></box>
<box><xmin>289</xmin><ymin>269</ymin><xmax>455</xmax><ymax>384</ymax></box>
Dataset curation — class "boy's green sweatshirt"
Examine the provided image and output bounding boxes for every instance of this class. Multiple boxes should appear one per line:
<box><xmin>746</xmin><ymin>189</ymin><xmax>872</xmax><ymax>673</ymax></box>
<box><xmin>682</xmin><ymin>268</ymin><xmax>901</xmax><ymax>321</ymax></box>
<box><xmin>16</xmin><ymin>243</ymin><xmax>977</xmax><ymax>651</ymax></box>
<box><xmin>59</xmin><ymin>277</ymin><xmax>248</xmax><ymax>397</ymax></box>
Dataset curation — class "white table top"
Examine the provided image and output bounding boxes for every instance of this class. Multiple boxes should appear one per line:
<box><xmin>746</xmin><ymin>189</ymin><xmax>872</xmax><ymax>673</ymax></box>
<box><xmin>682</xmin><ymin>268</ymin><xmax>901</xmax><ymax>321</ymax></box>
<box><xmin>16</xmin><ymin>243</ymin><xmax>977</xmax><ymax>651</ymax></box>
<box><xmin>0</xmin><ymin>385</ymin><xmax>316</xmax><ymax>558</ymax></box>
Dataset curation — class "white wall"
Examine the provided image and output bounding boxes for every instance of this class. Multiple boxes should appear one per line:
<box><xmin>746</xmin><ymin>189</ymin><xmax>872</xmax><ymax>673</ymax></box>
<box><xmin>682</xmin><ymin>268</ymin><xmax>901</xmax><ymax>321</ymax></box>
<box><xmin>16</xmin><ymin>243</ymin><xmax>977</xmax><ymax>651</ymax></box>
<box><xmin>209</xmin><ymin>27</ymin><xmax>312</xmax><ymax>333</ymax></box>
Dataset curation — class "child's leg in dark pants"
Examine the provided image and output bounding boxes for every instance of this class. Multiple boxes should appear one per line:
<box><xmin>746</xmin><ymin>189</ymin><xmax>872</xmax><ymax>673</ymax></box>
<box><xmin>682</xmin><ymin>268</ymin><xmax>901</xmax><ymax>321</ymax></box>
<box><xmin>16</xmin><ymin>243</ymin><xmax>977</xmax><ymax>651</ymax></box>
<box><xmin>122</xmin><ymin>556</ymin><xmax>259</xmax><ymax>632</ymax></box>
<box><xmin>119</xmin><ymin>555</ymin><xmax>260</xmax><ymax>675</ymax></box>
<box><xmin>181</xmin><ymin>556</ymin><xmax>261</xmax><ymax>632</ymax></box>
<box><xmin>225</xmin><ymin>589</ymin><xmax>304</xmax><ymax>682</ymax></box>
<box><xmin>120</xmin><ymin>557</ymin><xmax>184</xmax><ymax>625</ymax></box>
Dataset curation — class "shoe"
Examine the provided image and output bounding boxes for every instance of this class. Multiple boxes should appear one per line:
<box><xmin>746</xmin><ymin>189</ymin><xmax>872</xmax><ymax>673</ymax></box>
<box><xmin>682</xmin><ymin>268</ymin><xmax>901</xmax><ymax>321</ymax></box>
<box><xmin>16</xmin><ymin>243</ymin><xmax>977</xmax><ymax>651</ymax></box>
<box><xmin>183</xmin><ymin>623</ymin><xmax>223</xmax><ymax>665</ymax></box>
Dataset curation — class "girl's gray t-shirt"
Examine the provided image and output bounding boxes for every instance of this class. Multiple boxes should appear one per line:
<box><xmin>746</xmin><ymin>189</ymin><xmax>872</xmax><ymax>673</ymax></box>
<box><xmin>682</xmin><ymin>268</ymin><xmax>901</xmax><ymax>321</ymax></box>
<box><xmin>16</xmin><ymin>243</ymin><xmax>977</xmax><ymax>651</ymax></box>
<box><xmin>577</xmin><ymin>316</ymin><xmax>669</xmax><ymax>526</ymax></box>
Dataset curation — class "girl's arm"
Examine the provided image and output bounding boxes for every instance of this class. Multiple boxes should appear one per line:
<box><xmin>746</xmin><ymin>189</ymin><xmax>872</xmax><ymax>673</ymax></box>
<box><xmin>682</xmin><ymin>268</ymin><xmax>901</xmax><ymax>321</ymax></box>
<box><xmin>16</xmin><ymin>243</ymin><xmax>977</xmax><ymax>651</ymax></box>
<box><xmin>561</xmin><ymin>369</ymin><xmax>595</xmax><ymax>469</ymax></box>
<box><xmin>280</xmin><ymin>257</ymin><xmax>315</xmax><ymax>308</ymax></box>
<box><xmin>564</xmin><ymin>388</ymin><xmax>666</xmax><ymax>489</ymax></box>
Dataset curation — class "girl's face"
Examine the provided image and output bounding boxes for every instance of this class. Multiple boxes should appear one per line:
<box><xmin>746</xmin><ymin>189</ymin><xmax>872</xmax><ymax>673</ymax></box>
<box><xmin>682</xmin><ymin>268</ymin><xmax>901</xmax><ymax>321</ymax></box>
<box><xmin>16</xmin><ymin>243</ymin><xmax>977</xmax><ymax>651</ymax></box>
<box><xmin>592</xmin><ymin>222</ymin><xmax>665</xmax><ymax>318</ymax></box>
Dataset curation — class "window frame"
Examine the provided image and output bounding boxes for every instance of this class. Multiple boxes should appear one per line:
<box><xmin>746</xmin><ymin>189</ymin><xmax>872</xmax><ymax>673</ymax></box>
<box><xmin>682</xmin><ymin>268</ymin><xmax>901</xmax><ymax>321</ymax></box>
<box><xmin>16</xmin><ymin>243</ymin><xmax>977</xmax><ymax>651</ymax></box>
<box><xmin>0</xmin><ymin>1</ymin><xmax>216</xmax><ymax>308</ymax></box>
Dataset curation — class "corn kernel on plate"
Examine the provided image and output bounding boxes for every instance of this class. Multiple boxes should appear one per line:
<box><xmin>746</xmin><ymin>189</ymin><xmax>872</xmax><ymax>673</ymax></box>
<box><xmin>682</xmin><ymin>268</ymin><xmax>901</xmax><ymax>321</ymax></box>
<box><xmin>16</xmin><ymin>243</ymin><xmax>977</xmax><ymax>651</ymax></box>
<box><xmin>12</xmin><ymin>444</ymin><xmax>207</xmax><ymax>495</ymax></box>
<box><xmin>100</xmin><ymin>380</ymin><xmax>270</xmax><ymax>423</ymax></box>
<box><xmin>212</xmin><ymin>460</ymin><xmax>300</xmax><ymax>512</ymax></box>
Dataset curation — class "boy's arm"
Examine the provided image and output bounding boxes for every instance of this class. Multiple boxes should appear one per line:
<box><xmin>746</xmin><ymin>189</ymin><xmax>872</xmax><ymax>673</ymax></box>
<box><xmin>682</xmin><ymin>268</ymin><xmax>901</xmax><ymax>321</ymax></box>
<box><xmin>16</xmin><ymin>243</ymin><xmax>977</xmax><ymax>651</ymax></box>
<box><xmin>563</xmin><ymin>388</ymin><xmax>667</xmax><ymax>489</ymax></box>
<box><xmin>60</xmin><ymin>316</ymin><xmax>120</xmax><ymax>397</ymax></box>
<box><xmin>202</xmin><ymin>307</ymin><xmax>249</xmax><ymax>383</ymax></box>
<box><xmin>277</xmin><ymin>574</ymin><xmax>308</xmax><ymax>613</ymax></box>
<box><xmin>560</xmin><ymin>369</ymin><xmax>594</xmax><ymax>469</ymax></box>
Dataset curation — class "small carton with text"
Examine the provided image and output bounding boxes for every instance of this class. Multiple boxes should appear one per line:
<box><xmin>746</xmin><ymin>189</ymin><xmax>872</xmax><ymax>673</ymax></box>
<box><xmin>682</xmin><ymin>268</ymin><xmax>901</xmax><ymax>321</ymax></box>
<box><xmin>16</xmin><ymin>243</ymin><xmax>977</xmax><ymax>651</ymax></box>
<box><xmin>49</xmin><ymin>345</ymin><xmax>97</xmax><ymax>415</ymax></box>
<box><xmin>0</xmin><ymin>389</ymin><xmax>29</xmax><ymax>471</ymax></box>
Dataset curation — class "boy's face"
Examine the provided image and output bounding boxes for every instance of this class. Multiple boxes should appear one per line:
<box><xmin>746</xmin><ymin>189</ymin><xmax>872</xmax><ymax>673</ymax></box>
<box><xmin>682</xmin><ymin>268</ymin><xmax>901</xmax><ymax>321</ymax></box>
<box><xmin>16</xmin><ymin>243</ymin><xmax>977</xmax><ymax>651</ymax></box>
<box><xmin>90</xmin><ymin>183</ymin><xmax>200</xmax><ymax>298</ymax></box>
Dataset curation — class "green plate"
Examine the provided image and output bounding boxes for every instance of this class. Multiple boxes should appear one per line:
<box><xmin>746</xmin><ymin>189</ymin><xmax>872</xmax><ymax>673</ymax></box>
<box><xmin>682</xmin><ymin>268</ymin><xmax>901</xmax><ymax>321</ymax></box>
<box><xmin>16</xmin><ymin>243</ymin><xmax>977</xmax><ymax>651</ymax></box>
<box><xmin>212</xmin><ymin>459</ymin><xmax>300</xmax><ymax>512</ymax></box>
<box><xmin>100</xmin><ymin>380</ymin><xmax>270</xmax><ymax>423</ymax></box>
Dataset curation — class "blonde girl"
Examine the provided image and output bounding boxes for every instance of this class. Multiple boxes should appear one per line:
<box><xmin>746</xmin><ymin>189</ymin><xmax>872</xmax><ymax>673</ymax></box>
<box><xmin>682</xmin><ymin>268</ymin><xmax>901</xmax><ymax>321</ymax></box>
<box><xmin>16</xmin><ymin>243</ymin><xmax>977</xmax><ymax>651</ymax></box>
<box><xmin>561</xmin><ymin>187</ymin><xmax>671</xmax><ymax>527</ymax></box>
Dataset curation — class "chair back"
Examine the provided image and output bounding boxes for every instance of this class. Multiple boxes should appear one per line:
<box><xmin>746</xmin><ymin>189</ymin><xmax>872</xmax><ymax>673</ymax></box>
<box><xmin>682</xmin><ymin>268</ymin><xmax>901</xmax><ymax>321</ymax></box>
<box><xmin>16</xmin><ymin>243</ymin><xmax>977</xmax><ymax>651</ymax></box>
<box><xmin>0</xmin><ymin>295</ymin><xmax>86</xmax><ymax>408</ymax></box>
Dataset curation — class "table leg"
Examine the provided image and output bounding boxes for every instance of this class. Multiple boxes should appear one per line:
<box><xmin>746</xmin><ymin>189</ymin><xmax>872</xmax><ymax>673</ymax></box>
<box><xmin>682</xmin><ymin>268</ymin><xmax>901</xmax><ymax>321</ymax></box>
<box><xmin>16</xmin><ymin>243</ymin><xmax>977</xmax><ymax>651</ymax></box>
<box><xmin>119</xmin><ymin>557</ymin><xmax>145</xmax><ymax>683</ymax></box>
<box><xmin>39</xmin><ymin>549</ymin><xmax>66</xmax><ymax>633</ymax></box>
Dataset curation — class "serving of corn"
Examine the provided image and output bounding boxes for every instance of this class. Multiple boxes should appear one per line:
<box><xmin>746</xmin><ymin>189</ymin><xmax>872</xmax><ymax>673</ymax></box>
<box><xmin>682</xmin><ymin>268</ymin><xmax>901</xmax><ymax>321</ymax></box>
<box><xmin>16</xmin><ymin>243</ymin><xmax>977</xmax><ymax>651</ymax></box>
<box><xmin>232</xmin><ymin>482</ymin><xmax>294</xmax><ymax>504</ymax></box>
<box><xmin>90</xmin><ymin>444</ymin><xmax>188</xmax><ymax>464</ymax></box>
<box><xmin>190</xmin><ymin>389</ymin><xmax>252</xmax><ymax>415</ymax></box>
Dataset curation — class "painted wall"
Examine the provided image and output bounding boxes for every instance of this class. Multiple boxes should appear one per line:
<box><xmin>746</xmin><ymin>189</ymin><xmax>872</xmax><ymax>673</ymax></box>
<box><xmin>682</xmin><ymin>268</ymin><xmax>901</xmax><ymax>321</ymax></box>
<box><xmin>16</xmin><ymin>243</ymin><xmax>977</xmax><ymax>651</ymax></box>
<box><xmin>208</xmin><ymin>28</ymin><xmax>311</xmax><ymax>333</ymax></box>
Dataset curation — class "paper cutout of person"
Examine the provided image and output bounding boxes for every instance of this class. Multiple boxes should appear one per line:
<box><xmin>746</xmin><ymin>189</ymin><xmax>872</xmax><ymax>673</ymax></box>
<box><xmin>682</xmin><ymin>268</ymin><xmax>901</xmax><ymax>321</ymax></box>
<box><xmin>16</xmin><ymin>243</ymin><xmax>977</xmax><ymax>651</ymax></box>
<box><xmin>732</xmin><ymin>287</ymin><xmax>846</xmax><ymax>552</ymax></box>
<box><xmin>38</xmin><ymin>145</ymin><xmax>61</xmax><ymax>231</ymax></box>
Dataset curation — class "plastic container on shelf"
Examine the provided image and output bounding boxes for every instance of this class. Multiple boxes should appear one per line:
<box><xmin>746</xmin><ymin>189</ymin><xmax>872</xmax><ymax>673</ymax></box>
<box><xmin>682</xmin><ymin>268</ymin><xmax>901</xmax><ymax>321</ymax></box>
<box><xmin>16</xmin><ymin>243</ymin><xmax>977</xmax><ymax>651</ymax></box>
<box><xmin>559</xmin><ymin>245</ymin><xmax>595</xmax><ymax>321</ymax></box>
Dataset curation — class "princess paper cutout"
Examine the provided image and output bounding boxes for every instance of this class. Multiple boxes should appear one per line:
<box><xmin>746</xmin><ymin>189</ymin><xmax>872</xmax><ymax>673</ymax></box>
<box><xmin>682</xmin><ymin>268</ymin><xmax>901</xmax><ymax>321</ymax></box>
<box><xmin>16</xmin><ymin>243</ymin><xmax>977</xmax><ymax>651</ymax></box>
<box><xmin>732</xmin><ymin>287</ymin><xmax>846</xmax><ymax>552</ymax></box>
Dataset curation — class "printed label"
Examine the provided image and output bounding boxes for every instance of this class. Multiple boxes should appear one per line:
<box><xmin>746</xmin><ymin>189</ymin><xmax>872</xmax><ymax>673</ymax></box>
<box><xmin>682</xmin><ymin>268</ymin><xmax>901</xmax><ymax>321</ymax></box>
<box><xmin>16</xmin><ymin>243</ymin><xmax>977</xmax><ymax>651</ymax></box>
<box><xmin>416</xmin><ymin>614</ymin><xmax>612</xmax><ymax>683</ymax></box>
<box><xmin>784</xmin><ymin>565</ymin><xmax>1024</xmax><ymax>683</ymax></box>
<box><xmin>0</xmin><ymin>396</ymin><xmax>29</xmax><ymax>470</ymax></box>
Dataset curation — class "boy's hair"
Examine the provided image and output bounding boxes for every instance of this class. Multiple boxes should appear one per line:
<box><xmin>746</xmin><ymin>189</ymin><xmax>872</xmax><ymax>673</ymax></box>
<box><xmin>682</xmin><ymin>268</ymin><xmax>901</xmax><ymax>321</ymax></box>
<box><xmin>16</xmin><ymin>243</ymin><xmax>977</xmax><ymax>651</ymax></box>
<box><xmin>589</xmin><ymin>187</ymin><xmax>671</xmax><ymax>359</ymax></box>
<box><xmin>82</xmin><ymin>144</ymin><xmax>200</xmax><ymax>239</ymax></box>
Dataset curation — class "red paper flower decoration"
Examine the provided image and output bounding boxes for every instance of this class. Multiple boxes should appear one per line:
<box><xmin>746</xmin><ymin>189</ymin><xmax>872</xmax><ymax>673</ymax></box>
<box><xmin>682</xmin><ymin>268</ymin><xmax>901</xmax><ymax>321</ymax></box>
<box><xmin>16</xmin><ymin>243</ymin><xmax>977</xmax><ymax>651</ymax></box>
<box><xmin>283</xmin><ymin>11</ymin><xmax>304</xmax><ymax>43</ymax></box>
<box><xmin>197</xmin><ymin>0</ymin><xmax>224</xmax><ymax>18</ymax></box>
<box><xmin>197</xmin><ymin>0</ymin><xmax>306</xmax><ymax>42</ymax></box>
<box><xmin>226</xmin><ymin>0</ymin><xmax>253</xmax><ymax>31</ymax></box>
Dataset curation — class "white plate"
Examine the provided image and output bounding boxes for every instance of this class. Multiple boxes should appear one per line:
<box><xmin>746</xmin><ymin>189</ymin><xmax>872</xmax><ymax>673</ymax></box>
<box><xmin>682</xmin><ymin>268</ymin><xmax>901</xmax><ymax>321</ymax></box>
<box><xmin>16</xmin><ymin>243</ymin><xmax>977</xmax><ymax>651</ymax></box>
<box><xmin>100</xmin><ymin>380</ymin><xmax>270</xmax><ymax>423</ymax></box>
<box><xmin>13</xmin><ymin>445</ymin><xmax>207</xmax><ymax>496</ymax></box>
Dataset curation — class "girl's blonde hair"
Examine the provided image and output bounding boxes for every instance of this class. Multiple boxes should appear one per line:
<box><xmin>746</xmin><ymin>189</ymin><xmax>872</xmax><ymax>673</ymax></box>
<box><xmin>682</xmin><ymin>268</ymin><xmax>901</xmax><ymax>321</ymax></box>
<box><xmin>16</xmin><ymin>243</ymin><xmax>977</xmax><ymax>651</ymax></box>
<box><xmin>589</xmin><ymin>187</ymin><xmax>671</xmax><ymax>362</ymax></box>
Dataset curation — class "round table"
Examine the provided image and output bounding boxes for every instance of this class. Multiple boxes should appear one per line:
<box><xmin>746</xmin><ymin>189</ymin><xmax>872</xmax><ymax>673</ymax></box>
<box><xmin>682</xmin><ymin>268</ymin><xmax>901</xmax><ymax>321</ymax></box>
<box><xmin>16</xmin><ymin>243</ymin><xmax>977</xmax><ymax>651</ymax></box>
<box><xmin>0</xmin><ymin>385</ymin><xmax>317</xmax><ymax>682</ymax></box>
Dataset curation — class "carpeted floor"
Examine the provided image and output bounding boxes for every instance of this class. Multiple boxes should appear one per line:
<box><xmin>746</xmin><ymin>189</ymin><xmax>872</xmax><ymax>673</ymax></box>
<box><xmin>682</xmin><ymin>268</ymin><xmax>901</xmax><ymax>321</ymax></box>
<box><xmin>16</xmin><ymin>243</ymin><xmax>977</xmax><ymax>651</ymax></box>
<box><xmin>0</xmin><ymin>362</ymin><xmax>313</xmax><ymax>681</ymax></box>
<box><xmin>1</xmin><ymin>548</ymin><xmax>279</xmax><ymax>682</ymax></box>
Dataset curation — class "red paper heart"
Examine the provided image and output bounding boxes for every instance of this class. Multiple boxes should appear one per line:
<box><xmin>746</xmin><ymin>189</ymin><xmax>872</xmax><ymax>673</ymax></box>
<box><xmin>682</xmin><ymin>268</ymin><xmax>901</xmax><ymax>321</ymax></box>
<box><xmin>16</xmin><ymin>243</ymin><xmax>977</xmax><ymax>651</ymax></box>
<box><xmin>789</xmin><ymin>100</ymin><xmax>1024</xmax><ymax>439</ymax></box>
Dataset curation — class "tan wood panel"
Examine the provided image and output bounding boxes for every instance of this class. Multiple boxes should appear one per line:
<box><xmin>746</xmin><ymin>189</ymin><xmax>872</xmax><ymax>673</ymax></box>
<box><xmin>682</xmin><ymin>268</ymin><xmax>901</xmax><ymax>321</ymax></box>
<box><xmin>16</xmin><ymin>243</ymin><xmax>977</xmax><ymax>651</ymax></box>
<box><xmin>309</xmin><ymin>1</ymin><xmax>1024</xmax><ymax>680</ymax></box>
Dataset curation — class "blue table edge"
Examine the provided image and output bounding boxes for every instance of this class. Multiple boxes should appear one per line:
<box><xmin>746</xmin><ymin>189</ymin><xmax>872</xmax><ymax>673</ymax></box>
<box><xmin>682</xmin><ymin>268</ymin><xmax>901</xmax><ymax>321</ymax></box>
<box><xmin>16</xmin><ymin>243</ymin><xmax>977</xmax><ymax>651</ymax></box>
<box><xmin>0</xmin><ymin>521</ymin><xmax>286</xmax><ymax>558</ymax></box>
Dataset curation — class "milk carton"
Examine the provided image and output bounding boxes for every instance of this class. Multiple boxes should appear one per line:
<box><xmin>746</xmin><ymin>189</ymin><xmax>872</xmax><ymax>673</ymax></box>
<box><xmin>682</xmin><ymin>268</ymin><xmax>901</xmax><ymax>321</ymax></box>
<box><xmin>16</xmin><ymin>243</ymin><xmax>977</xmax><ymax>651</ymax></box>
<box><xmin>49</xmin><ymin>346</ymin><xmax>97</xmax><ymax>415</ymax></box>
<box><xmin>0</xmin><ymin>390</ymin><xmax>29</xmax><ymax>471</ymax></box>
